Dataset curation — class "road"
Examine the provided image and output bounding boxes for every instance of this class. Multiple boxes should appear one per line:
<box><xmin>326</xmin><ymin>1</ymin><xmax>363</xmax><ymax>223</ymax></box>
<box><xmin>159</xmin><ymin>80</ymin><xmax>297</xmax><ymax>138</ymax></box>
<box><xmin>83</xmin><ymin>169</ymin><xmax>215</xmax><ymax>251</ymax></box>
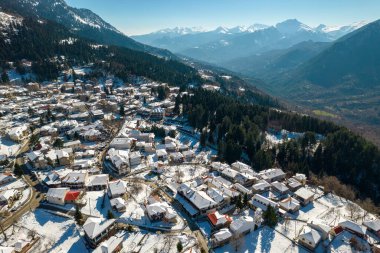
<box><xmin>0</xmin><ymin>174</ymin><xmax>43</xmax><ymax>233</ymax></box>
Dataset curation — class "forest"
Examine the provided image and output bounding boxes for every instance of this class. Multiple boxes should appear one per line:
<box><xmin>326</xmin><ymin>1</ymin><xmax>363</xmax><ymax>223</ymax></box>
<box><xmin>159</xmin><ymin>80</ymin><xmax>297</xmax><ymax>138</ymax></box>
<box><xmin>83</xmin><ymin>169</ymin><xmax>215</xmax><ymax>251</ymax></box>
<box><xmin>0</xmin><ymin>17</ymin><xmax>200</xmax><ymax>85</ymax></box>
<box><xmin>178</xmin><ymin>89</ymin><xmax>380</xmax><ymax>204</ymax></box>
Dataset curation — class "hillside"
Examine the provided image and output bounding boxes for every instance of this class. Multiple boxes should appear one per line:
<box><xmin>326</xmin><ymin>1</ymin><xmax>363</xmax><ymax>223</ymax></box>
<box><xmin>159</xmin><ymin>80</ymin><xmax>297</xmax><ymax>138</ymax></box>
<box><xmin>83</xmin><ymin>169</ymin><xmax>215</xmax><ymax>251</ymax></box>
<box><xmin>220</xmin><ymin>41</ymin><xmax>330</xmax><ymax>80</ymax></box>
<box><xmin>0</xmin><ymin>0</ymin><xmax>175</xmax><ymax>58</ymax></box>
<box><xmin>0</xmin><ymin>11</ymin><xmax>200</xmax><ymax>85</ymax></box>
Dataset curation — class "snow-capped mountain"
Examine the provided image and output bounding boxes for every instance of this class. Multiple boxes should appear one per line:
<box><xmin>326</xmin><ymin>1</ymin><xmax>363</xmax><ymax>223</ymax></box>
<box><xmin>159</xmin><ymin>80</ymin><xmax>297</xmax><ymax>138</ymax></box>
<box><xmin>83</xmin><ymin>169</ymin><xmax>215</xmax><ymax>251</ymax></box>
<box><xmin>133</xmin><ymin>19</ymin><xmax>368</xmax><ymax>64</ymax></box>
<box><xmin>275</xmin><ymin>19</ymin><xmax>314</xmax><ymax>34</ymax></box>
<box><xmin>315</xmin><ymin>21</ymin><xmax>369</xmax><ymax>39</ymax></box>
<box><xmin>0</xmin><ymin>0</ymin><xmax>174</xmax><ymax>57</ymax></box>
<box><xmin>154</xmin><ymin>26</ymin><xmax>205</xmax><ymax>36</ymax></box>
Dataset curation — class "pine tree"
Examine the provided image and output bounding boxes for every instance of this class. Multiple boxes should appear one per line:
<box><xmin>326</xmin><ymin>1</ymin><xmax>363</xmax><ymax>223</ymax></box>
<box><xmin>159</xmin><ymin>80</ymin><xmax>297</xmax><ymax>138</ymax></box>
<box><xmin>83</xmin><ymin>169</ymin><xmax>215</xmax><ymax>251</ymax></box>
<box><xmin>1</xmin><ymin>71</ymin><xmax>9</xmax><ymax>83</ymax></box>
<box><xmin>176</xmin><ymin>241</ymin><xmax>183</xmax><ymax>252</ymax></box>
<box><xmin>119</xmin><ymin>104</ymin><xmax>125</xmax><ymax>117</ymax></box>
<box><xmin>74</xmin><ymin>205</ymin><xmax>83</xmax><ymax>225</ymax></box>
<box><xmin>263</xmin><ymin>205</ymin><xmax>278</xmax><ymax>227</ymax></box>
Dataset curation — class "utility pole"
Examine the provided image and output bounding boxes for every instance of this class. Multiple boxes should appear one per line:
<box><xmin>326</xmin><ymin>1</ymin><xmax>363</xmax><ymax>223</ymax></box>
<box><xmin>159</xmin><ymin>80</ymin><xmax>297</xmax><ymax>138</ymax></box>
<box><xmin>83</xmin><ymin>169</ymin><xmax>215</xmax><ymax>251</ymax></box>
<box><xmin>89</xmin><ymin>197</ymin><xmax>91</xmax><ymax>216</ymax></box>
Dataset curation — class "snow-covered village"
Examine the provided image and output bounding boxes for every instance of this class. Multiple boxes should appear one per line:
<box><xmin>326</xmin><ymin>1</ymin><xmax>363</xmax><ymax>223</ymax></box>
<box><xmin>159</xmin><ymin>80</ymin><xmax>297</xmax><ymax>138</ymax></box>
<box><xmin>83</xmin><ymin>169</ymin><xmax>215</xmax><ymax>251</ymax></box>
<box><xmin>0</xmin><ymin>62</ymin><xmax>378</xmax><ymax>253</ymax></box>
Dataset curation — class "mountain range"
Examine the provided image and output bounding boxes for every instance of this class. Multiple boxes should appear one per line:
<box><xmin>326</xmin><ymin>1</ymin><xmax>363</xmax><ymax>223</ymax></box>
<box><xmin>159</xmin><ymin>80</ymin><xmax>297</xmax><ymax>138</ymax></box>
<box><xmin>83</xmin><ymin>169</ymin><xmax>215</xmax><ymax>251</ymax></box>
<box><xmin>132</xmin><ymin>19</ymin><xmax>368</xmax><ymax>63</ymax></box>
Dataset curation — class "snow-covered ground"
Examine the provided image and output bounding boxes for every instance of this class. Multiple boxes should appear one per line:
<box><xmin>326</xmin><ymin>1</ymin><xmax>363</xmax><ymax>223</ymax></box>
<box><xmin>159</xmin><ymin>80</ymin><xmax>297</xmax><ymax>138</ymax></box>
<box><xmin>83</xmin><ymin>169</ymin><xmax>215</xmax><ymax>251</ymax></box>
<box><xmin>0</xmin><ymin>179</ymin><xmax>26</xmax><ymax>191</ymax></box>
<box><xmin>215</xmin><ymin>226</ymin><xmax>307</xmax><ymax>253</ymax></box>
<box><xmin>0</xmin><ymin>209</ymin><xmax>87</xmax><ymax>253</ymax></box>
<box><xmin>80</xmin><ymin>190</ymin><xmax>109</xmax><ymax>218</ymax></box>
<box><xmin>122</xmin><ymin>231</ymin><xmax>197</xmax><ymax>253</ymax></box>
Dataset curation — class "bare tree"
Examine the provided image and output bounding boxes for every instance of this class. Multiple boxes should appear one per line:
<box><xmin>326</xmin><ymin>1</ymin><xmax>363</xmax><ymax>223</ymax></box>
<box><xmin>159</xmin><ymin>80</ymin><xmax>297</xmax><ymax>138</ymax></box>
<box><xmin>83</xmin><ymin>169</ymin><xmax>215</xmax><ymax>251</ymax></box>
<box><xmin>231</xmin><ymin>233</ymin><xmax>245</xmax><ymax>252</ymax></box>
<box><xmin>347</xmin><ymin>202</ymin><xmax>361</xmax><ymax>221</ymax></box>
<box><xmin>28</xmin><ymin>229</ymin><xmax>37</xmax><ymax>240</ymax></box>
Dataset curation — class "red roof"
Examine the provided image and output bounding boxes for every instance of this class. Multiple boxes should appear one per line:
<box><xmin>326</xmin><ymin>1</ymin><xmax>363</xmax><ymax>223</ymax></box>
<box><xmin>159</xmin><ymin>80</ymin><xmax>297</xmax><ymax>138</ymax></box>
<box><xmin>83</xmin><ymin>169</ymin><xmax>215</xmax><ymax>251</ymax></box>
<box><xmin>65</xmin><ymin>191</ymin><xmax>80</xmax><ymax>201</ymax></box>
<box><xmin>207</xmin><ymin>211</ymin><xmax>232</xmax><ymax>226</ymax></box>
<box><xmin>333</xmin><ymin>226</ymin><xmax>343</xmax><ymax>235</ymax></box>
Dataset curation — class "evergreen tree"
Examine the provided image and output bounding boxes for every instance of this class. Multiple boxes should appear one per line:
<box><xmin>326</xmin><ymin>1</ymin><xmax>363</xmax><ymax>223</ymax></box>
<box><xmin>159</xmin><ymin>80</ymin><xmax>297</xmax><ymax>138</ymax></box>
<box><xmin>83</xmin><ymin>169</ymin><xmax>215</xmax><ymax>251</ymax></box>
<box><xmin>1</xmin><ymin>71</ymin><xmax>9</xmax><ymax>83</ymax></box>
<box><xmin>176</xmin><ymin>241</ymin><xmax>183</xmax><ymax>252</ymax></box>
<box><xmin>119</xmin><ymin>104</ymin><xmax>125</xmax><ymax>116</ymax></box>
<box><xmin>200</xmin><ymin>130</ymin><xmax>207</xmax><ymax>148</ymax></box>
<box><xmin>74</xmin><ymin>205</ymin><xmax>83</xmax><ymax>225</ymax></box>
<box><xmin>263</xmin><ymin>205</ymin><xmax>278</xmax><ymax>227</ymax></box>
<box><xmin>14</xmin><ymin>164</ymin><xmax>24</xmax><ymax>177</ymax></box>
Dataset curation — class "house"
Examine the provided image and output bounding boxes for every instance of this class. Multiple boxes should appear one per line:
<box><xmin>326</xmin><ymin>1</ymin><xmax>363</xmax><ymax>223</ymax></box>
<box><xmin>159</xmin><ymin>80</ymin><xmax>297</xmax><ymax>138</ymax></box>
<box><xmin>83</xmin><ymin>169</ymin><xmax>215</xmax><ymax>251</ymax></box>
<box><xmin>107</xmin><ymin>148</ymin><xmax>130</xmax><ymax>175</ymax></box>
<box><xmin>129</xmin><ymin>151</ymin><xmax>142</xmax><ymax>166</ymax></box>
<box><xmin>271</xmin><ymin>181</ymin><xmax>289</xmax><ymax>195</ymax></box>
<box><xmin>7</xmin><ymin>125</ymin><xmax>29</xmax><ymax>142</ymax></box>
<box><xmin>258</xmin><ymin>168</ymin><xmax>286</xmax><ymax>183</ymax></box>
<box><xmin>229</xmin><ymin>216</ymin><xmax>255</xmax><ymax>235</ymax></box>
<box><xmin>110</xmin><ymin>197</ymin><xmax>127</xmax><ymax>212</ymax></box>
<box><xmin>363</xmin><ymin>219</ymin><xmax>380</xmax><ymax>237</ymax></box>
<box><xmin>169</xmin><ymin>152</ymin><xmax>184</xmax><ymax>163</ymax></box>
<box><xmin>252</xmin><ymin>180</ymin><xmax>271</xmax><ymax>193</ymax></box>
<box><xmin>232</xmin><ymin>183</ymin><xmax>251</xmax><ymax>196</ymax></box>
<box><xmin>211</xmin><ymin>228</ymin><xmax>232</xmax><ymax>248</ymax></box>
<box><xmin>43</xmin><ymin>171</ymin><xmax>61</xmax><ymax>187</ymax></box>
<box><xmin>108</xmin><ymin>180</ymin><xmax>126</xmax><ymax>198</ymax></box>
<box><xmin>46</xmin><ymin>187</ymin><xmax>70</xmax><ymax>206</ymax></box>
<box><xmin>93</xmin><ymin>235</ymin><xmax>123</xmax><ymax>253</ymax></box>
<box><xmin>251</xmin><ymin>194</ymin><xmax>279</xmax><ymax>211</ymax></box>
<box><xmin>156</xmin><ymin>149</ymin><xmax>168</xmax><ymax>161</ymax></box>
<box><xmin>287</xmin><ymin>178</ymin><xmax>302</xmax><ymax>191</ymax></box>
<box><xmin>64</xmin><ymin>190</ymin><xmax>82</xmax><ymax>204</ymax></box>
<box><xmin>63</xmin><ymin>140</ymin><xmax>81</xmax><ymax>151</ymax></box>
<box><xmin>231</xmin><ymin>161</ymin><xmax>252</xmax><ymax>172</ymax></box>
<box><xmin>279</xmin><ymin>197</ymin><xmax>300</xmax><ymax>213</ymax></box>
<box><xmin>87</xmin><ymin>174</ymin><xmax>109</xmax><ymax>191</ymax></box>
<box><xmin>234</xmin><ymin>172</ymin><xmax>256</xmax><ymax>187</ymax></box>
<box><xmin>338</xmin><ymin>220</ymin><xmax>367</xmax><ymax>238</ymax></box>
<box><xmin>298</xmin><ymin>228</ymin><xmax>322</xmax><ymax>250</ymax></box>
<box><xmin>150</xmin><ymin>107</ymin><xmax>165</xmax><ymax>120</ymax></box>
<box><xmin>0</xmin><ymin>173</ymin><xmax>16</xmax><ymax>186</ymax></box>
<box><xmin>61</xmin><ymin>171</ymin><xmax>88</xmax><ymax>189</ymax></box>
<box><xmin>293</xmin><ymin>173</ymin><xmax>307</xmax><ymax>185</ymax></box>
<box><xmin>182</xmin><ymin>150</ymin><xmax>195</xmax><ymax>162</ymax></box>
<box><xmin>83</xmin><ymin>129</ymin><xmax>102</xmax><ymax>141</ymax></box>
<box><xmin>177</xmin><ymin>183</ymin><xmax>218</xmax><ymax>216</ymax></box>
<box><xmin>0</xmin><ymin>189</ymin><xmax>20</xmax><ymax>206</ymax></box>
<box><xmin>146</xmin><ymin>202</ymin><xmax>177</xmax><ymax>222</ymax></box>
<box><xmin>207</xmin><ymin>211</ymin><xmax>232</xmax><ymax>229</ymax></box>
<box><xmin>109</xmin><ymin>138</ymin><xmax>132</xmax><ymax>149</ymax></box>
<box><xmin>294</xmin><ymin>187</ymin><xmax>315</xmax><ymax>206</ymax></box>
<box><xmin>308</xmin><ymin>219</ymin><xmax>331</xmax><ymax>240</ymax></box>
<box><xmin>83</xmin><ymin>218</ymin><xmax>117</xmax><ymax>248</ymax></box>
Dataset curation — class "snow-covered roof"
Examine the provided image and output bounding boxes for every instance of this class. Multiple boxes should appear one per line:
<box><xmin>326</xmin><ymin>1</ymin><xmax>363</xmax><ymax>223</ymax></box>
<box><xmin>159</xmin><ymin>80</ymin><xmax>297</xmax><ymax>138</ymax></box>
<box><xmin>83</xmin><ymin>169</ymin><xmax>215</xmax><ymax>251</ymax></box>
<box><xmin>230</xmin><ymin>216</ymin><xmax>254</xmax><ymax>234</ymax></box>
<box><xmin>213</xmin><ymin>228</ymin><xmax>232</xmax><ymax>242</ymax></box>
<box><xmin>83</xmin><ymin>217</ymin><xmax>116</xmax><ymax>239</ymax></box>
<box><xmin>299</xmin><ymin>228</ymin><xmax>322</xmax><ymax>245</ymax></box>
<box><xmin>108</xmin><ymin>180</ymin><xmax>126</xmax><ymax>196</ymax></box>
<box><xmin>271</xmin><ymin>181</ymin><xmax>289</xmax><ymax>193</ymax></box>
<box><xmin>363</xmin><ymin>219</ymin><xmax>380</xmax><ymax>232</ymax></box>
<box><xmin>46</xmin><ymin>187</ymin><xmax>69</xmax><ymax>199</ymax></box>
<box><xmin>279</xmin><ymin>197</ymin><xmax>300</xmax><ymax>211</ymax></box>
<box><xmin>294</xmin><ymin>187</ymin><xmax>315</xmax><ymax>201</ymax></box>
<box><xmin>87</xmin><ymin>174</ymin><xmax>109</xmax><ymax>187</ymax></box>
<box><xmin>339</xmin><ymin>220</ymin><xmax>367</xmax><ymax>235</ymax></box>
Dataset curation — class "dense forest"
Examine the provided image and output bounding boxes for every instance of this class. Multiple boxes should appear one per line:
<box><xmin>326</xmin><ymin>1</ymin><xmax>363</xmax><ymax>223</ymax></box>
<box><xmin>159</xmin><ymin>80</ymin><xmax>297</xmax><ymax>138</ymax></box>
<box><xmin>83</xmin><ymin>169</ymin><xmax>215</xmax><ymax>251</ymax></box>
<box><xmin>0</xmin><ymin>17</ymin><xmax>200</xmax><ymax>85</ymax></box>
<box><xmin>178</xmin><ymin>89</ymin><xmax>380</xmax><ymax>204</ymax></box>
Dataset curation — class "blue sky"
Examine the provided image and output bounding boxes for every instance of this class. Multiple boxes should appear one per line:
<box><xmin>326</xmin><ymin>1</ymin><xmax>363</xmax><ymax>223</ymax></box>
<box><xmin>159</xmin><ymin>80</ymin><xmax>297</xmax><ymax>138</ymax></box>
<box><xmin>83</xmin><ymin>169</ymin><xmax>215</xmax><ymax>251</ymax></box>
<box><xmin>66</xmin><ymin>0</ymin><xmax>380</xmax><ymax>35</ymax></box>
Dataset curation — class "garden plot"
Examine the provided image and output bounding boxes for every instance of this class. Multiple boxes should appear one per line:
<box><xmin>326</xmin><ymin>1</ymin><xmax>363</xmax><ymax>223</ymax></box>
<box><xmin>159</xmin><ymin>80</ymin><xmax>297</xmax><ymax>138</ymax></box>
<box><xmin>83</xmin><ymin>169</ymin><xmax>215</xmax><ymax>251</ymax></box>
<box><xmin>80</xmin><ymin>190</ymin><xmax>110</xmax><ymax>218</ymax></box>
<box><xmin>0</xmin><ymin>209</ymin><xmax>86</xmax><ymax>253</ymax></box>
<box><xmin>122</xmin><ymin>231</ymin><xmax>197</xmax><ymax>253</ymax></box>
<box><xmin>162</xmin><ymin>164</ymin><xmax>208</xmax><ymax>184</ymax></box>
<box><xmin>215</xmin><ymin>226</ymin><xmax>308</xmax><ymax>253</ymax></box>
